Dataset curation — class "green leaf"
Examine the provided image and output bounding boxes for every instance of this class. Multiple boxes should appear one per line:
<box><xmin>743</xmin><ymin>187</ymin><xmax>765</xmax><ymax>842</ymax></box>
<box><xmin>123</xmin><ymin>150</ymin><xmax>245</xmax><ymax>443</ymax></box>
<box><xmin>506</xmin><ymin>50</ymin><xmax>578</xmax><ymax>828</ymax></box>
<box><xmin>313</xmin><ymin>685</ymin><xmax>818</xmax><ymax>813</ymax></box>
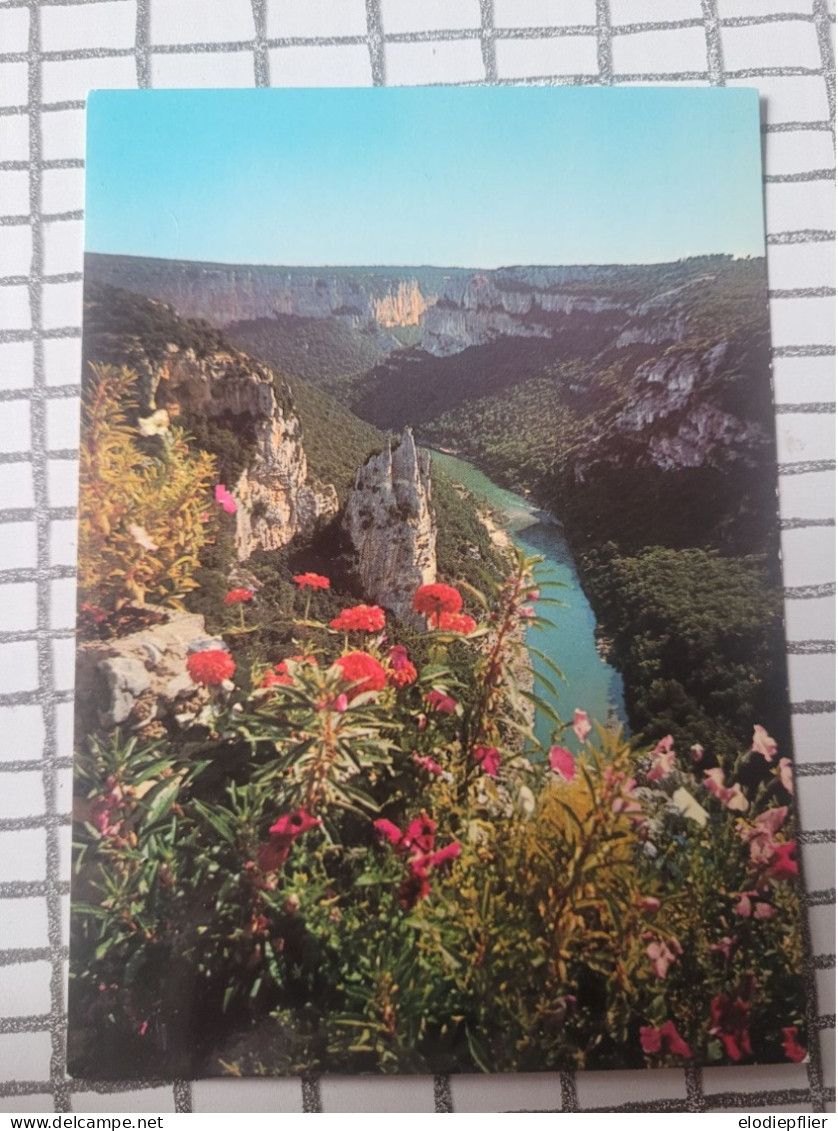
<box><xmin>143</xmin><ymin>777</ymin><xmax>181</xmax><ymax>827</ymax></box>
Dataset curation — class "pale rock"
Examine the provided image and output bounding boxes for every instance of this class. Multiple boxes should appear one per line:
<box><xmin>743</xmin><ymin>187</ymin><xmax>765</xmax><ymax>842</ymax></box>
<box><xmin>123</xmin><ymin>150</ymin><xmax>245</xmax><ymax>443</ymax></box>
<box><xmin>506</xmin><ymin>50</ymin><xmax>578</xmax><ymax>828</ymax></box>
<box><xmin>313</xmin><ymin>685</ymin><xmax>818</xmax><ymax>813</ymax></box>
<box><xmin>342</xmin><ymin>428</ymin><xmax>436</xmax><ymax>628</ymax></box>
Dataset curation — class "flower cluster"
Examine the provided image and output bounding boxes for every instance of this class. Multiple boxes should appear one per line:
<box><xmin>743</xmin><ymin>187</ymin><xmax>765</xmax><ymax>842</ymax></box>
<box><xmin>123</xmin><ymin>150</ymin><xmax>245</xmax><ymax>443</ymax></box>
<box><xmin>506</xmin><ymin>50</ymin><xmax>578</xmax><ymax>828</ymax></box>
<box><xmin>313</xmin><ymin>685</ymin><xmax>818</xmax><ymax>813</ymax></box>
<box><xmin>413</xmin><ymin>583</ymin><xmax>463</xmax><ymax>626</ymax></box>
<box><xmin>257</xmin><ymin>808</ymin><xmax>322</xmax><ymax>873</ymax></box>
<box><xmin>386</xmin><ymin>645</ymin><xmax>417</xmax><ymax>689</ymax></box>
<box><xmin>334</xmin><ymin>651</ymin><xmax>387</xmax><ymax>699</ymax></box>
<box><xmin>374</xmin><ymin>813</ymin><xmax>461</xmax><ymax>910</ymax></box>
<box><xmin>224</xmin><ymin>588</ymin><xmax>254</xmax><ymax>605</ymax></box>
<box><xmin>293</xmin><ymin>573</ymin><xmax>330</xmax><ymax>591</ymax></box>
<box><xmin>330</xmin><ymin>604</ymin><xmax>386</xmax><ymax>633</ymax></box>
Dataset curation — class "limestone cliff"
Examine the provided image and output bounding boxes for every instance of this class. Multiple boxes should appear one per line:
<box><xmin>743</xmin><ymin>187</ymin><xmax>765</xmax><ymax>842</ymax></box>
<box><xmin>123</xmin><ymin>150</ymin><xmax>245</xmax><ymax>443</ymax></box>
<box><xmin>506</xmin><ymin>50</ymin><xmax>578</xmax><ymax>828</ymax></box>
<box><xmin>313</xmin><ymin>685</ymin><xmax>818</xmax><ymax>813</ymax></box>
<box><xmin>373</xmin><ymin>280</ymin><xmax>429</xmax><ymax>327</ymax></box>
<box><xmin>342</xmin><ymin>428</ymin><xmax>436</xmax><ymax>628</ymax></box>
<box><xmin>146</xmin><ymin>343</ymin><xmax>338</xmax><ymax>560</ymax></box>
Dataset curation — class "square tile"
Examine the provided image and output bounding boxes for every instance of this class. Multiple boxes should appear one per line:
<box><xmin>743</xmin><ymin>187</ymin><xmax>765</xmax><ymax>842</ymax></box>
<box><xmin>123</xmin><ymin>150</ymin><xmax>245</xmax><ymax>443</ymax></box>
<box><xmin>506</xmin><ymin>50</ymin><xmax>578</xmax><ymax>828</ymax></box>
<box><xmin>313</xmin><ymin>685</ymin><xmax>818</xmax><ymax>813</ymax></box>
<box><xmin>41</xmin><ymin>55</ymin><xmax>137</xmax><ymax>106</ymax></box>
<box><xmin>816</xmin><ymin>967</ymin><xmax>836</xmax><ymax>1017</ymax></box>
<box><xmin>494</xmin><ymin>0</ymin><xmax>596</xmax><ymax>28</ymax></box>
<box><xmin>612</xmin><ymin>25</ymin><xmax>707</xmax><ymax>73</ymax></box>
<box><xmin>802</xmin><ymin>840</ymin><xmax>836</xmax><ymax>891</ymax></box>
<box><xmin>0</xmin><ymin>285</ymin><xmax>31</xmax><ymax>332</ymax></box>
<box><xmin>722</xmin><ymin>20</ymin><xmax>822</xmax><ymax>72</ymax></box>
<box><xmin>0</xmin><ymin>520</ymin><xmax>37</xmax><ymax>571</ymax></box>
<box><xmin>0</xmin><ymin>580</ymin><xmax>37</xmax><ymax>633</ymax></box>
<box><xmin>0</xmin><ymin>1096</ymin><xmax>54</xmax><ymax>1113</ymax></box>
<box><xmin>45</xmin><ymin>336</ymin><xmax>83</xmax><ymax>389</ymax></box>
<box><xmin>703</xmin><ymin>1060</ymin><xmax>809</xmax><ymax>1097</ymax></box>
<box><xmin>773</xmin><ymin>404</ymin><xmax>836</xmax><ymax>463</ymax></box>
<box><xmin>785</xmin><ymin>595</ymin><xmax>836</xmax><ymax>645</ymax></box>
<box><xmin>768</xmin><ymin>241</ymin><xmax>836</xmax><ymax>292</ymax></box>
<box><xmin>269</xmin><ymin>43</ymin><xmax>372</xmax><ymax>85</ymax></box>
<box><xmin>728</xmin><ymin>75</ymin><xmax>831</xmax><ymax>124</ymax></box>
<box><xmin>0</xmin><ymin>6</ymin><xmax>30</xmax><ymax>54</ymax></box>
<box><xmin>0</xmin><ymin>827</ymin><xmax>47</xmax><ymax>882</ymax></box>
<box><xmin>50</xmin><ymin>576</ymin><xmax>77</xmax><ymax>631</ymax></box>
<box><xmin>718</xmin><ymin>0</ymin><xmax>816</xmax><ymax>14</ymax></box>
<box><xmin>41</xmin><ymin>1</ymin><xmax>137</xmax><ymax>53</ymax></box>
<box><xmin>576</xmin><ymin>1067</ymin><xmax>686</xmax><ymax>1107</ymax></box>
<box><xmin>50</xmin><ymin>518</ymin><xmax>78</xmax><ymax>568</ymax></box>
<box><xmin>0</xmin><ymin>895</ymin><xmax>49</xmax><ymax>948</ymax></box>
<box><xmin>42</xmin><ymin>280</ymin><xmax>83</xmax><ymax>331</ymax></box>
<box><xmin>71</xmin><ymin>1088</ymin><xmax>176</xmax><ymax>1113</ymax></box>
<box><xmin>496</xmin><ymin>33</ymin><xmax>598</xmax><ymax>77</ymax></box>
<box><xmin>809</xmin><ymin>903</ymin><xmax>837</xmax><ymax>957</ymax></box>
<box><xmin>55</xmin><ymin>701</ymin><xmax>74</xmax><ymax>758</ymax></box>
<box><xmin>385</xmin><ymin>38</ymin><xmax>486</xmax><ymax>85</ymax></box>
<box><xmin>0</xmin><ymin>701</ymin><xmax>44</xmax><ymax>764</ymax></box>
<box><xmin>450</xmin><ymin>1072</ymin><xmax>562</xmax><ymax>1112</ymax></box>
<box><xmin>48</xmin><ymin>458</ymin><xmax>79</xmax><ymax>509</ymax></box>
<box><xmin>820</xmin><ymin>1026</ymin><xmax>836</xmax><ymax>1089</ymax></box>
<box><xmin>611</xmin><ymin>0</ymin><xmax>702</xmax><ymax>23</ymax></box>
<box><xmin>149</xmin><ymin>50</ymin><xmax>257</xmax><ymax>87</ymax></box>
<box><xmin>787</xmin><ymin>652</ymin><xmax>836</xmax><ymax>707</ymax></box>
<box><xmin>0</xmin><ymin>112</ymin><xmax>29</xmax><ymax>162</ymax></box>
<box><xmin>765</xmin><ymin>179</ymin><xmax>836</xmax><ymax>237</ymax></box>
<box><xmin>43</xmin><ymin>220</ymin><xmax>84</xmax><ymax>279</ymax></box>
<box><xmin>0</xmin><ymin>61</ymin><xmax>28</xmax><ymax>108</ymax></box>
<box><xmin>797</xmin><ymin>767</ymin><xmax>837</xmax><ymax>830</ymax></box>
<box><xmin>46</xmin><ymin>397</ymin><xmax>80</xmax><ymax>452</ymax></box>
<box><xmin>381</xmin><ymin>0</ymin><xmax>480</xmax><ymax>35</ymax></box>
<box><xmin>321</xmin><ymin>1076</ymin><xmax>436</xmax><ymax>1113</ymax></box>
<box><xmin>0</xmin><ymin>770</ymin><xmax>44</xmax><ymax>821</ymax></box>
<box><xmin>43</xmin><ymin>168</ymin><xmax>85</xmax><ymax>218</ymax></box>
<box><xmin>0</xmin><ymin>960</ymin><xmax>51</xmax><ymax>1016</ymax></box>
<box><xmin>0</xmin><ymin>460</ymin><xmax>34</xmax><ymax>508</ymax></box>
<box><xmin>779</xmin><ymin>526</ymin><xmax>836</xmax><ymax>589</ymax></box>
<box><xmin>771</xmin><ymin>288</ymin><xmax>836</xmax><ymax>351</ymax></box>
<box><xmin>765</xmin><ymin>131</ymin><xmax>836</xmax><ymax>179</ymax></box>
<box><xmin>0</xmin><ymin>224</ymin><xmax>32</xmax><ymax>278</ymax></box>
<box><xmin>0</xmin><ymin>168</ymin><xmax>30</xmax><ymax>215</ymax></box>
<box><xmin>772</xmin><ymin>355</ymin><xmax>836</xmax><ymax>407</ymax></box>
<box><xmin>0</xmin><ymin>398</ymin><xmax>31</xmax><ymax>453</ymax></box>
<box><xmin>267</xmin><ymin>0</ymin><xmax>367</xmax><ymax>38</ymax></box>
<box><xmin>192</xmin><ymin>1078</ymin><xmax>304</xmax><ymax>1113</ymax></box>
<box><xmin>150</xmin><ymin>0</ymin><xmax>254</xmax><ymax>45</ymax></box>
<box><xmin>41</xmin><ymin>108</ymin><xmax>86</xmax><ymax>163</ymax></box>
<box><xmin>0</xmin><ymin>1032</ymin><xmax>52</xmax><ymax>1083</ymax></box>
<box><xmin>0</xmin><ymin>341</ymin><xmax>33</xmax><ymax>393</ymax></box>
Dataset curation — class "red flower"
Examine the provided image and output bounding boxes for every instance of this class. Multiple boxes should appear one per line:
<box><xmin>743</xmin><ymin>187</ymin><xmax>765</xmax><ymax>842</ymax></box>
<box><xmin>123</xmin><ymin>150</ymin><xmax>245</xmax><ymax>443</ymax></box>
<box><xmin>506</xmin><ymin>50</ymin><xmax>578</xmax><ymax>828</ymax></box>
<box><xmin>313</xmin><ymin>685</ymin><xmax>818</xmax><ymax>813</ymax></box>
<box><xmin>373</xmin><ymin>819</ymin><xmax>404</xmax><ymax>848</ymax></box>
<box><xmin>404</xmin><ymin>813</ymin><xmax>437</xmax><ymax>853</ymax></box>
<box><xmin>330</xmin><ymin>604</ymin><xmax>386</xmax><ymax>633</ymax></box>
<box><xmin>437</xmin><ymin>611</ymin><xmax>477</xmax><ymax>634</ymax></box>
<box><xmin>413</xmin><ymin>583</ymin><xmax>463</xmax><ymax>626</ymax></box>
<box><xmin>640</xmin><ymin>1020</ymin><xmax>692</xmax><ymax>1059</ymax></box>
<box><xmin>223</xmin><ymin>588</ymin><xmax>254</xmax><ymax>605</ymax></box>
<box><xmin>334</xmin><ymin>651</ymin><xmax>387</xmax><ymax>698</ymax></box>
<box><xmin>387</xmin><ymin>644</ymin><xmax>418</xmax><ymax>688</ymax></box>
<box><xmin>269</xmin><ymin>809</ymin><xmax>322</xmax><ymax>841</ymax></box>
<box><xmin>186</xmin><ymin>648</ymin><xmax>235</xmax><ymax>686</ymax></box>
<box><xmin>424</xmin><ymin>689</ymin><xmax>458</xmax><ymax>714</ymax></box>
<box><xmin>293</xmin><ymin>572</ymin><xmax>330</xmax><ymax>590</ymax></box>
<box><xmin>474</xmin><ymin>745</ymin><xmax>502</xmax><ymax>778</ymax></box>
<box><xmin>261</xmin><ymin>666</ymin><xmax>293</xmax><ymax>688</ymax></box>
<box><xmin>781</xmin><ymin>1026</ymin><xmax>807</xmax><ymax>1063</ymax></box>
<box><xmin>710</xmin><ymin>993</ymin><xmax>753</xmax><ymax>1061</ymax></box>
<box><xmin>399</xmin><ymin>869</ymin><xmax>430</xmax><ymax>910</ymax></box>
<box><xmin>214</xmin><ymin>483</ymin><xmax>236</xmax><ymax>514</ymax></box>
<box><xmin>419</xmin><ymin>842</ymin><xmax>461</xmax><ymax>870</ymax></box>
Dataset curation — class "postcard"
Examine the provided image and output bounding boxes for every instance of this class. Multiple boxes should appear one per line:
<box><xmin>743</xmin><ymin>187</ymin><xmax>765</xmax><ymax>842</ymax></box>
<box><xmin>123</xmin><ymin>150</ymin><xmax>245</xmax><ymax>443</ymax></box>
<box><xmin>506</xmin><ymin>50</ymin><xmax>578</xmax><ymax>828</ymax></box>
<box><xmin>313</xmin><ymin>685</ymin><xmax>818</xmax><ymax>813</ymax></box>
<box><xmin>68</xmin><ymin>87</ymin><xmax>808</xmax><ymax>1078</ymax></box>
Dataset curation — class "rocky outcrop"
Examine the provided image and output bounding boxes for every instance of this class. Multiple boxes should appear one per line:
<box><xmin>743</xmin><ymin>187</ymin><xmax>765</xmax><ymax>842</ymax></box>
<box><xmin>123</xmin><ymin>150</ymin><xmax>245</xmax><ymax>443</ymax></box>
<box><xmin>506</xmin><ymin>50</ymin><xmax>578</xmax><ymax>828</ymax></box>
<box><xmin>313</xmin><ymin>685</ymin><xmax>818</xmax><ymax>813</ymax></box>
<box><xmin>342</xmin><ymin>428</ymin><xmax>436</xmax><ymax>628</ymax></box>
<box><xmin>149</xmin><ymin>343</ymin><xmax>338</xmax><ymax>560</ymax></box>
<box><xmin>75</xmin><ymin>610</ymin><xmax>213</xmax><ymax>740</ymax></box>
<box><xmin>373</xmin><ymin>280</ymin><xmax>428</xmax><ymax>327</ymax></box>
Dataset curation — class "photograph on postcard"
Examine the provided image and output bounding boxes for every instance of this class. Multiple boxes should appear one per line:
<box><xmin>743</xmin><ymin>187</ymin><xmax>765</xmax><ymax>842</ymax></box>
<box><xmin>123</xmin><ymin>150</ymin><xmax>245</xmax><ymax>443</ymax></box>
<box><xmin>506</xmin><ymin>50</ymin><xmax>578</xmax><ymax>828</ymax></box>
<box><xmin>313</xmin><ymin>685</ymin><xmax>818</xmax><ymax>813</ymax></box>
<box><xmin>68</xmin><ymin>87</ymin><xmax>808</xmax><ymax>1078</ymax></box>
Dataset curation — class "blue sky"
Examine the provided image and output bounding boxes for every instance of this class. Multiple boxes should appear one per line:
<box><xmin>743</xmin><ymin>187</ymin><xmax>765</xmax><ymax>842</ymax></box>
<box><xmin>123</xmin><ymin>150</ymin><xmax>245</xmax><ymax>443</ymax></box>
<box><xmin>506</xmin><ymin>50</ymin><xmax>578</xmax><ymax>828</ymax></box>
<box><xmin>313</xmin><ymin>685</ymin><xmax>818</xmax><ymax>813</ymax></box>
<box><xmin>86</xmin><ymin>86</ymin><xmax>766</xmax><ymax>268</ymax></box>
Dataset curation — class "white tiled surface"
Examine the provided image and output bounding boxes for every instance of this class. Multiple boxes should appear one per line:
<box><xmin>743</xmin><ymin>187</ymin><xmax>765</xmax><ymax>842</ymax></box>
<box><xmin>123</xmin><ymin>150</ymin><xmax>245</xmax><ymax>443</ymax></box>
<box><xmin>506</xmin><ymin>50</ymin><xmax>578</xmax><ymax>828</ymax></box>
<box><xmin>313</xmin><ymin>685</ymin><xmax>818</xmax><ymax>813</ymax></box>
<box><xmin>0</xmin><ymin>0</ymin><xmax>833</xmax><ymax>1116</ymax></box>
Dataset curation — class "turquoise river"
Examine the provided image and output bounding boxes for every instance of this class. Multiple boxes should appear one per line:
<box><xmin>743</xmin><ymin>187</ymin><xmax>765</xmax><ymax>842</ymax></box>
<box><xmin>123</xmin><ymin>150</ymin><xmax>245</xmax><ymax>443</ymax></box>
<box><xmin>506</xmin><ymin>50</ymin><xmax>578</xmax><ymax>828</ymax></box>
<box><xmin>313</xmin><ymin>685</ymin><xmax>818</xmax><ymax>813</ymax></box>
<box><xmin>431</xmin><ymin>451</ymin><xmax>627</xmax><ymax>751</ymax></box>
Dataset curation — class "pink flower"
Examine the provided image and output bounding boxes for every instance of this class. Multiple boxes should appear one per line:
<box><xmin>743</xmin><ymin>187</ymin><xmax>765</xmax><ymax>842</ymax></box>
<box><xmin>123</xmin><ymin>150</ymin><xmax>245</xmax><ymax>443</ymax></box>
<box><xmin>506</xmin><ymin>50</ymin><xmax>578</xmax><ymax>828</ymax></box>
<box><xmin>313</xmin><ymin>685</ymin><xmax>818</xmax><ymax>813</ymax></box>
<box><xmin>373</xmin><ymin>818</ymin><xmax>404</xmax><ymax>848</ymax></box>
<box><xmin>778</xmin><ymin>757</ymin><xmax>794</xmax><ymax>794</ymax></box>
<box><xmin>646</xmin><ymin>938</ymin><xmax>681</xmax><ymax>979</ymax></box>
<box><xmin>752</xmin><ymin>724</ymin><xmax>778</xmax><ymax>763</ymax></box>
<box><xmin>474</xmin><ymin>746</ymin><xmax>501</xmax><ymax>778</ymax></box>
<box><xmin>647</xmin><ymin>738</ymin><xmax>677</xmax><ymax>783</ymax></box>
<box><xmin>90</xmin><ymin>785</ymin><xmax>124</xmax><ymax>838</ymax></box>
<box><xmin>413</xmin><ymin>751</ymin><xmax>444</xmax><ymax>776</ymax></box>
<box><xmin>269</xmin><ymin>810</ymin><xmax>322</xmax><ymax>842</ymax></box>
<box><xmin>549</xmin><ymin>745</ymin><xmax>576</xmax><ymax>782</ymax></box>
<box><xmin>572</xmin><ymin>708</ymin><xmax>591</xmax><ymax>743</ymax></box>
<box><xmin>782</xmin><ymin>1026</ymin><xmax>807</xmax><ymax>1063</ymax></box>
<box><xmin>690</xmin><ymin>743</ymin><xmax>705</xmax><ymax>763</ymax></box>
<box><xmin>215</xmin><ymin>483</ymin><xmax>236</xmax><ymax>514</ymax></box>
<box><xmin>767</xmin><ymin>841</ymin><xmax>798</xmax><ymax>881</ymax></box>
<box><xmin>739</xmin><ymin>806</ymin><xmax>789</xmax><ymax>865</ymax></box>
<box><xmin>733</xmin><ymin>891</ymin><xmax>755</xmax><ymax>917</ymax></box>
<box><xmin>640</xmin><ymin>896</ymin><xmax>661</xmax><ymax>913</ymax></box>
<box><xmin>640</xmin><ymin>1020</ymin><xmax>692</xmax><ymax>1059</ymax></box>
<box><xmin>709</xmin><ymin>936</ymin><xmax>736</xmax><ymax>962</ymax></box>
<box><xmin>753</xmin><ymin>901</ymin><xmax>776</xmax><ymax>920</ymax></box>
<box><xmin>703</xmin><ymin>768</ymin><xmax>749</xmax><ymax>812</ymax></box>
<box><xmin>424</xmin><ymin>689</ymin><xmax>458</xmax><ymax>714</ymax></box>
